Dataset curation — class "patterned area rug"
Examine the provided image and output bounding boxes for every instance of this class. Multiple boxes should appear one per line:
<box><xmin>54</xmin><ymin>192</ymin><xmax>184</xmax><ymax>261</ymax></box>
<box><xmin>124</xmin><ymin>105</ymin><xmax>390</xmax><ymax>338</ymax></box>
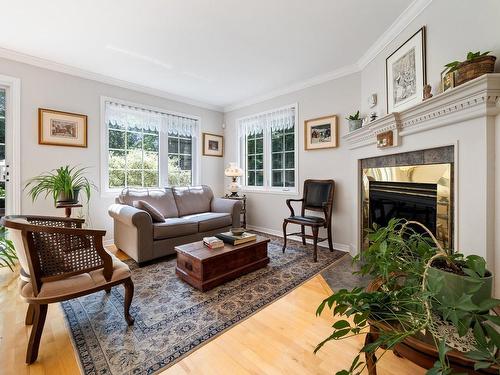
<box><xmin>62</xmin><ymin>233</ymin><xmax>347</xmax><ymax>374</ymax></box>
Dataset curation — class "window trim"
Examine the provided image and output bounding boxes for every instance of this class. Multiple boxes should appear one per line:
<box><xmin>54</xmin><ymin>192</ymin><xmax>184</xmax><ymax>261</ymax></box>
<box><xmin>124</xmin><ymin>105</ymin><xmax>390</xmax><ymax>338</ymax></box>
<box><xmin>237</xmin><ymin>103</ymin><xmax>299</xmax><ymax>195</ymax></box>
<box><xmin>100</xmin><ymin>96</ymin><xmax>201</xmax><ymax>197</ymax></box>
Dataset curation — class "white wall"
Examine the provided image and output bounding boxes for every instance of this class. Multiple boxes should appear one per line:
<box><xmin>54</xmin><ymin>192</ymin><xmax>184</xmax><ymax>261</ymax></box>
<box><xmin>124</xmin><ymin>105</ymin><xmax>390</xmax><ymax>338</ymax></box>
<box><xmin>224</xmin><ymin>73</ymin><xmax>361</xmax><ymax>252</ymax></box>
<box><xmin>361</xmin><ymin>0</ymin><xmax>500</xmax><ymax>116</ymax></box>
<box><xmin>0</xmin><ymin>57</ymin><xmax>224</xmax><ymax>240</ymax></box>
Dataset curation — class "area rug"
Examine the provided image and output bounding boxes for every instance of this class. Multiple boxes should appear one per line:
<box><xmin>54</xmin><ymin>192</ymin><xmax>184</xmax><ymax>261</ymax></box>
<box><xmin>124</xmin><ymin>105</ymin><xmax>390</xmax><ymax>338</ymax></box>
<box><xmin>62</xmin><ymin>233</ymin><xmax>347</xmax><ymax>375</ymax></box>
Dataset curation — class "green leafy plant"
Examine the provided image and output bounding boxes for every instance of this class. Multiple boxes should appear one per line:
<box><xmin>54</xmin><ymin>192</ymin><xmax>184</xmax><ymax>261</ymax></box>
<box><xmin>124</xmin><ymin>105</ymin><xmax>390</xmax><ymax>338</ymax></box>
<box><xmin>0</xmin><ymin>186</ymin><xmax>5</xmax><ymax>199</ymax></box>
<box><xmin>346</xmin><ymin>111</ymin><xmax>360</xmax><ymax>121</ymax></box>
<box><xmin>0</xmin><ymin>226</ymin><xmax>17</xmax><ymax>271</ymax></box>
<box><xmin>445</xmin><ymin>51</ymin><xmax>492</xmax><ymax>73</ymax></box>
<box><xmin>24</xmin><ymin>165</ymin><xmax>96</xmax><ymax>206</ymax></box>
<box><xmin>315</xmin><ymin>218</ymin><xmax>500</xmax><ymax>374</ymax></box>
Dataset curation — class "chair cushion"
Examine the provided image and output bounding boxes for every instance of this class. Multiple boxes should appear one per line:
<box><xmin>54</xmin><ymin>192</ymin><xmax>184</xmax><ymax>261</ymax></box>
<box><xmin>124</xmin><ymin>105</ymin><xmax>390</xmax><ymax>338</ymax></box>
<box><xmin>287</xmin><ymin>215</ymin><xmax>325</xmax><ymax>224</ymax></box>
<box><xmin>119</xmin><ymin>188</ymin><xmax>178</xmax><ymax>218</ymax></box>
<box><xmin>153</xmin><ymin>218</ymin><xmax>198</xmax><ymax>240</ymax></box>
<box><xmin>172</xmin><ymin>186</ymin><xmax>213</xmax><ymax>216</ymax></box>
<box><xmin>133</xmin><ymin>200</ymin><xmax>165</xmax><ymax>222</ymax></box>
<box><xmin>21</xmin><ymin>253</ymin><xmax>130</xmax><ymax>301</ymax></box>
<box><xmin>181</xmin><ymin>212</ymin><xmax>232</xmax><ymax>232</ymax></box>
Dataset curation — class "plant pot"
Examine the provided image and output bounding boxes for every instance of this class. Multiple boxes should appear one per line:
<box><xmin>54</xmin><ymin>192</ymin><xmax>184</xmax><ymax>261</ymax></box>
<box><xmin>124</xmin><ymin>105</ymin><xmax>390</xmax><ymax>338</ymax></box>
<box><xmin>455</xmin><ymin>55</ymin><xmax>496</xmax><ymax>86</ymax></box>
<box><xmin>349</xmin><ymin>119</ymin><xmax>363</xmax><ymax>132</ymax></box>
<box><xmin>427</xmin><ymin>266</ymin><xmax>493</xmax><ymax>313</ymax></box>
<box><xmin>57</xmin><ymin>188</ymin><xmax>80</xmax><ymax>204</ymax></box>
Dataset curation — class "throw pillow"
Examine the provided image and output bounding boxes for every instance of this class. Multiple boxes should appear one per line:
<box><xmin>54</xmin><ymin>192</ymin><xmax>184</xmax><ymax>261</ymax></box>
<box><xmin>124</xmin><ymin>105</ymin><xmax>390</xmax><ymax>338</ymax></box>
<box><xmin>133</xmin><ymin>200</ymin><xmax>165</xmax><ymax>222</ymax></box>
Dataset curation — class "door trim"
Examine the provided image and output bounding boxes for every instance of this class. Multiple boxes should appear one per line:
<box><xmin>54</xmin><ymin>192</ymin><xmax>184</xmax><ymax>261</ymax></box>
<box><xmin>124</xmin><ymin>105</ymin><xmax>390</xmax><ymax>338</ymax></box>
<box><xmin>0</xmin><ymin>74</ymin><xmax>21</xmax><ymax>214</ymax></box>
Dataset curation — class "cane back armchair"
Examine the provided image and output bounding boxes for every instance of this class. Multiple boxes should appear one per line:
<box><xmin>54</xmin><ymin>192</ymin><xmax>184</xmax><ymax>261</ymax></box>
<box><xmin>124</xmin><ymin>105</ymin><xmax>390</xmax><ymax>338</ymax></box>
<box><xmin>1</xmin><ymin>215</ymin><xmax>134</xmax><ymax>364</ymax></box>
<box><xmin>282</xmin><ymin>179</ymin><xmax>335</xmax><ymax>262</ymax></box>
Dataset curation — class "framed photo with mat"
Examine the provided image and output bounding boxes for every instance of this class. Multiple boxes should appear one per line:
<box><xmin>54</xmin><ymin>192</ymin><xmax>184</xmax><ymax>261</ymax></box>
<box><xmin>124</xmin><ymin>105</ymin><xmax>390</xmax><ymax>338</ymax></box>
<box><xmin>304</xmin><ymin>115</ymin><xmax>338</xmax><ymax>150</ymax></box>
<box><xmin>202</xmin><ymin>132</ymin><xmax>224</xmax><ymax>157</ymax></box>
<box><xmin>38</xmin><ymin>108</ymin><xmax>88</xmax><ymax>147</ymax></box>
<box><xmin>386</xmin><ymin>26</ymin><xmax>426</xmax><ymax>114</ymax></box>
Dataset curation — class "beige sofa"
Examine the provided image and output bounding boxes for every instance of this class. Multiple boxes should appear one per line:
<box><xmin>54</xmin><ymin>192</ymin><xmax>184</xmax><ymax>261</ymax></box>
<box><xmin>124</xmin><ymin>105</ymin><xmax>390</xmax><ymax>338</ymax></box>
<box><xmin>108</xmin><ymin>186</ymin><xmax>242</xmax><ymax>264</ymax></box>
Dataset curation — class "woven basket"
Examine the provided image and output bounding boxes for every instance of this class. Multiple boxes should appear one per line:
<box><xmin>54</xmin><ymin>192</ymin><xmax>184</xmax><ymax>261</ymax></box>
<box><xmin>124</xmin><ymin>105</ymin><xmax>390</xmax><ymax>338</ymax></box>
<box><xmin>455</xmin><ymin>55</ymin><xmax>496</xmax><ymax>86</ymax></box>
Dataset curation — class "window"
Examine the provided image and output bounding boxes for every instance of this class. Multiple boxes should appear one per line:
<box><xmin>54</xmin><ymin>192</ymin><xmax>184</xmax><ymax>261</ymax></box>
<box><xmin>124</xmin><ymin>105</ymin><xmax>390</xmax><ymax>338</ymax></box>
<box><xmin>246</xmin><ymin>131</ymin><xmax>264</xmax><ymax>187</ymax></box>
<box><xmin>103</xmin><ymin>99</ymin><xmax>199</xmax><ymax>191</ymax></box>
<box><xmin>167</xmin><ymin>133</ymin><xmax>192</xmax><ymax>186</ymax></box>
<box><xmin>239</xmin><ymin>105</ymin><xmax>297</xmax><ymax>192</ymax></box>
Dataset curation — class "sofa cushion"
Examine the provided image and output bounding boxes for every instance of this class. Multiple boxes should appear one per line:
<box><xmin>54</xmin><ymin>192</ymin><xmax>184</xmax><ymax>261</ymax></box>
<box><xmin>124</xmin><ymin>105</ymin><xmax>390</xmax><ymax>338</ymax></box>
<box><xmin>153</xmin><ymin>218</ymin><xmax>198</xmax><ymax>240</ymax></box>
<box><xmin>173</xmin><ymin>186</ymin><xmax>214</xmax><ymax>216</ymax></box>
<box><xmin>119</xmin><ymin>188</ymin><xmax>178</xmax><ymax>218</ymax></box>
<box><xmin>133</xmin><ymin>200</ymin><xmax>165</xmax><ymax>222</ymax></box>
<box><xmin>181</xmin><ymin>212</ymin><xmax>232</xmax><ymax>232</ymax></box>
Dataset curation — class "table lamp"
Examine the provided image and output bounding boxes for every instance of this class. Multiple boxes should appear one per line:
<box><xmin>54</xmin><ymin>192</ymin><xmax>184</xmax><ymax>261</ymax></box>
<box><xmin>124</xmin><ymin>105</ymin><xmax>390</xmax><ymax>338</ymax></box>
<box><xmin>225</xmin><ymin>162</ymin><xmax>243</xmax><ymax>197</ymax></box>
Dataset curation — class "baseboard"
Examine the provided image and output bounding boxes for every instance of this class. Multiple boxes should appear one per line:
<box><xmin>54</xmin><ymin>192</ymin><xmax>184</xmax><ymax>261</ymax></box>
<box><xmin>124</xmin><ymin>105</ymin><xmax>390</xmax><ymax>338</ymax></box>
<box><xmin>103</xmin><ymin>238</ymin><xmax>114</xmax><ymax>247</ymax></box>
<box><xmin>246</xmin><ymin>224</ymin><xmax>354</xmax><ymax>256</ymax></box>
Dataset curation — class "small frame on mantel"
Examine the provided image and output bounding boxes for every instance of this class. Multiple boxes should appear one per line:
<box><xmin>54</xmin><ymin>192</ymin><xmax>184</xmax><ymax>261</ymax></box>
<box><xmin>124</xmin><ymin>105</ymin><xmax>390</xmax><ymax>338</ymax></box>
<box><xmin>376</xmin><ymin>131</ymin><xmax>394</xmax><ymax>148</ymax></box>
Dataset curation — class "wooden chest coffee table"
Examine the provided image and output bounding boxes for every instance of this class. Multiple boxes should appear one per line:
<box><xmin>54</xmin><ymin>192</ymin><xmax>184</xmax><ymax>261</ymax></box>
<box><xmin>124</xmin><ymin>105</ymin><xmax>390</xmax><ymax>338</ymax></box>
<box><xmin>175</xmin><ymin>235</ymin><xmax>270</xmax><ymax>291</ymax></box>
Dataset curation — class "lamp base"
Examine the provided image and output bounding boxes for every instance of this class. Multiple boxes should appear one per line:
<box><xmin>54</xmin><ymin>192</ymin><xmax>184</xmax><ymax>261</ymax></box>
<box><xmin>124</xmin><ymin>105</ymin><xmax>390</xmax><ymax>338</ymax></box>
<box><xmin>229</xmin><ymin>191</ymin><xmax>239</xmax><ymax>197</ymax></box>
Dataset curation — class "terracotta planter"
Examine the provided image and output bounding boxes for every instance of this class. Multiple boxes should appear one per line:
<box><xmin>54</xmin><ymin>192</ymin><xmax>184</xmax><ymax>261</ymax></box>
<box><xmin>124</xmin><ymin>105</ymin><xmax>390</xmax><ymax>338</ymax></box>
<box><xmin>455</xmin><ymin>55</ymin><xmax>496</xmax><ymax>86</ymax></box>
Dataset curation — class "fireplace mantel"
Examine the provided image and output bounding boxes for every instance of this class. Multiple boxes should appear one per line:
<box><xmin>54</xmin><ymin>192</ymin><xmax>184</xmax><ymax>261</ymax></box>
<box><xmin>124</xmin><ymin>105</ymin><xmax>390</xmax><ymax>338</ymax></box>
<box><xmin>343</xmin><ymin>73</ymin><xmax>500</xmax><ymax>150</ymax></box>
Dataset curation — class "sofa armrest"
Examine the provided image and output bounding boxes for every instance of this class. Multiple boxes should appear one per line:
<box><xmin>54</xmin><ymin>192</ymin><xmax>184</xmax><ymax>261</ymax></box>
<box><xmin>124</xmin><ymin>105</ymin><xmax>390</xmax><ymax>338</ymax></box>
<box><xmin>211</xmin><ymin>198</ymin><xmax>243</xmax><ymax>228</ymax></box>
<box><xmin>108</xmin><ymin>203</ymin><xmax>153</xmax><ymax>228</ymax></box>
<box><xmin>108</xmin><ymin>204</ymin><xmax>153</xmax><ymax>263</ymax></box>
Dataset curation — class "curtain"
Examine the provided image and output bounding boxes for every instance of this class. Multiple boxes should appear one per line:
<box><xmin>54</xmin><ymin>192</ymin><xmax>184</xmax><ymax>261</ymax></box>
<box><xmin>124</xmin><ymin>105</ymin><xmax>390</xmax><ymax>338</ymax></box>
<box><xmin>239</xmin><ymin>105</ymin><xmax>295</xmax><ymax>136</ymax></box>
<box><xmin>105</xmin><ymin>101</ymin><xmax>198</xmax><ymax>137</ymax></box>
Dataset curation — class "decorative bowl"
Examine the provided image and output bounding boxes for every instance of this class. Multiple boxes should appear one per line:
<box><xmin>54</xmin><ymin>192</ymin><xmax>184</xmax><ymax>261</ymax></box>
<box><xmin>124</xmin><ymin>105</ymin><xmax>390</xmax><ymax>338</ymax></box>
<box><xmin>231</xmin><ymin>227</ymin><xmax>245</xmax><ymax>235</ymax></box>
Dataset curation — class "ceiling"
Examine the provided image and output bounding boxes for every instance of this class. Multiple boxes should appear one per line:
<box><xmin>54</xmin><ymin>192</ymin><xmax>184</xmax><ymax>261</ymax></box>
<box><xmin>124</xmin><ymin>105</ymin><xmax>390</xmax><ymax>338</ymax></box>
<box><xmin>0</xmin><ymin>0</ymin><xmax>416</xmax><ymax>111</ymax></box>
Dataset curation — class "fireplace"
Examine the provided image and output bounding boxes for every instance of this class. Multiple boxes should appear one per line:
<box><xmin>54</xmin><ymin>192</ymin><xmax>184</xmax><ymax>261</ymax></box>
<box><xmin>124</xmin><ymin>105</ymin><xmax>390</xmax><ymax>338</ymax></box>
<box><xmin>361</xmin><ymin>154</ymin><xmax>453</xmax><ymax>250</ymax></box>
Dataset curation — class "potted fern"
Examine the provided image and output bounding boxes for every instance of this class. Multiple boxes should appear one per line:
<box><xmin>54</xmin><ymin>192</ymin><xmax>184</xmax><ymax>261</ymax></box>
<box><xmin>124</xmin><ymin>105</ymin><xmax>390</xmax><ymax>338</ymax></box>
<box><xmin>315</xmin><ymin>218</ymin><xmax>500</xmax><ymax>374</ymax></box>
<box><xmin>25</xmin><ymin>165</ymin><xmax>96</xmax><ymax>206</ymax></box>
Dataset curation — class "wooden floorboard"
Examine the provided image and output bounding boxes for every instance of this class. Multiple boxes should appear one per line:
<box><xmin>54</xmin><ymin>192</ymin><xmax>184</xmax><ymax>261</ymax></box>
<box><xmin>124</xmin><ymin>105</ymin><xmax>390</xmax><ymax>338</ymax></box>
<box><xmin>0</xmin><ymin>247</ymin><xmax>424</xmax><ymax>375</ymax></box>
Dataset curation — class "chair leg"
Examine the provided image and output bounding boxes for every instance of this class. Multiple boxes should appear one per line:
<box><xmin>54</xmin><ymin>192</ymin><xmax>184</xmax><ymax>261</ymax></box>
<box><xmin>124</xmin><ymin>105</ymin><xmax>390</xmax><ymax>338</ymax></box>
<box><xmin>105</xmin><ymin>287</ymin><xmax>111</xmax><ymax>294</ymax></box>
<box><xmin>327</xmin><ymin>223</ymin><xmax>334</xmax><ymax>252</ymax></box>
<box><xmin>123</xmin><ymin>278</ymin><xmax>135</xmax><ymax>326</ymax></box>
<box><xmin>301</xmin><ymin>225</ymin><xmax>306</xmax><ymax>245</ymax></box>
<box><xmin>26</xmin><ymin>304</ymin><xmax>48</xmax><ymax>364</ymax></box>
<box><xmin>25</xmin><ymin>303</ymin><xmax>35</xmax><ymax>325</ymax></box>
<box><xmin>312</xmin><ymin>226</ymin><xmax>319</xmax><ymax>262</ymax></box>
<box><xmin>282</xmin><ymin>221</ymin><xmax>288</xmax><ymax>253</ymax></box>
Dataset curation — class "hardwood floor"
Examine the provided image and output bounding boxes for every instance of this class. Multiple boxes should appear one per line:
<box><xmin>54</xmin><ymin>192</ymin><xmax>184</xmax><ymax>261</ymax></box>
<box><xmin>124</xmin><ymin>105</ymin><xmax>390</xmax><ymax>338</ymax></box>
<box><xmin>0</xmin><ymin>249</ymin><xmax>424</xmax><ymax>375</ymax></box>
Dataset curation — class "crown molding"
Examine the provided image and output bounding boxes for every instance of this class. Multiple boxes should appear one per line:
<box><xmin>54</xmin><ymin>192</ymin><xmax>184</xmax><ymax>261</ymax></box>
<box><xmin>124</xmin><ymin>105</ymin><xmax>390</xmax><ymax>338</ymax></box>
<box><xmin>356</xmin><ymin>0</ymin><xmax>433</xmax><ymax>69</ymax></box>
<box><xmin>0</xmin><ymin>47</ymin><xmax>224</xmax><ymax>112</ymax></box>
<box><xmin>223</xmin><ymin>63</ymin><xmax>360</xmax><ymax>113</ymax></box>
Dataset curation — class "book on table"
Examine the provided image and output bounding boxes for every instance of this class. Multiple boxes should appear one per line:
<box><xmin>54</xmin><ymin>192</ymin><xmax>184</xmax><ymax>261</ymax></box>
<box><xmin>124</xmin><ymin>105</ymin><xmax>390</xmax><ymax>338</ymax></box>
<box><xmin>203</xmin><ymin>236</ymin><xmax>224</xmax><ymax>249</ymax></box>
<box><xmin>215</xmin><ymin>231</ymin><xmax>257</xmax><ymax>245</ymax></box>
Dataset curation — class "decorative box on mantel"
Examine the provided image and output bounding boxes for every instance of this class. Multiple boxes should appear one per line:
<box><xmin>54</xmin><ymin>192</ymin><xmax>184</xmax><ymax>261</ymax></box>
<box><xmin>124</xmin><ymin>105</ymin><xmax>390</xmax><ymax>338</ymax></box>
<box><xmin>342</xmin><ymin>73</ymin><xmax>500</xmax><ymax>150</ymax></box>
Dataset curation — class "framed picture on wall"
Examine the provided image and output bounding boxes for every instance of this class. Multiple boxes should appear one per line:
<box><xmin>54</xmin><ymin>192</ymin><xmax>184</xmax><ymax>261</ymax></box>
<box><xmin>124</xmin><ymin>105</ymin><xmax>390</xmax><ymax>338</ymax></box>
<box><xmin>304</xmin><ymin>115</ymin><xmax>338</xmax><ymax>150</ymax></box>
<box><xmin>202</xmin><ymin>132</ymin><xmax>224</xmax><ymax>157</ymax></box>
<box><xmin>38</xmin><ymin>108</ymin><xmax>88</xmax><ymax>147</ymax></box>
<box><xmin>386</xmin><ymin>26</ymin><xmax>426</xmax><ymax>114</ymax></box>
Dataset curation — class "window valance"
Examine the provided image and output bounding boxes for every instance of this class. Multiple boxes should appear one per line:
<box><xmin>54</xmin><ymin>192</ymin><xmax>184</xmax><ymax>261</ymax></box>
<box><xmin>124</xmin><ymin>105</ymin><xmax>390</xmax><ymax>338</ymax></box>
<box><xmin>239</xmin><ymin>105</ymin><xmax>296</xmax><ymax>136</ymax></box>
<box><xmin>105</xmin><ymin>101</ymin><xmax>198</xmax><ymax>137</ymax></box>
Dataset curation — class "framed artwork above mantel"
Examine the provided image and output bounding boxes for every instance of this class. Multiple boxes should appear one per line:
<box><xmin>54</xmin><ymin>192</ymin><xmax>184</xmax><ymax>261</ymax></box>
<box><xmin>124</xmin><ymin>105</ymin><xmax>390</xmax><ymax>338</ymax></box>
<box><xmin>386</xmin><ymin>26</ymin><xmax>427</xmax><ymax>114</ymax></box>
<box><xmin>38</xmin><ymin>108</ymin><xmax>88</xmax><ymax>147</ymax></box>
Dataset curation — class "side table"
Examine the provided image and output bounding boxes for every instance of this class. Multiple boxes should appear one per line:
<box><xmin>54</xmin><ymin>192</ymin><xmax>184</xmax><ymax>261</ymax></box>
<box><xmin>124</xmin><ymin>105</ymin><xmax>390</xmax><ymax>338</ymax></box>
<box><xmin>223</xmin><ymin>194</ymin><xmax>246</xmax><ymax>228</ymax></box>
<box><xmin>56</xmin><ymin>203</ymin><xmax>82</xmax><ymax>218</ymax></box>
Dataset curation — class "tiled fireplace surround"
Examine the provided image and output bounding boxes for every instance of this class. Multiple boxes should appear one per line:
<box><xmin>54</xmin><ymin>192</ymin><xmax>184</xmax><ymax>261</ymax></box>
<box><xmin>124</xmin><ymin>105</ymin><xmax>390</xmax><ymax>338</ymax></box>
<box><xmin>342</xmin><ymin>74</ymin><xmax>500</xmax><ymax>295</ymax></box>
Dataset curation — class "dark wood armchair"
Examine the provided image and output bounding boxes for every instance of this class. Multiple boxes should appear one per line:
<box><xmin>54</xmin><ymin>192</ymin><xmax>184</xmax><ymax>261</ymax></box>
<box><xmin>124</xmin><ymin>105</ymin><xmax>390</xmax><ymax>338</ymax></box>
<box><xmin>282</xmin><ymin>179</ymin><xmax>335</xmax><ymax>262</ymax></box>
<box><xmin>1</xmin><ymin>215</ymin><xmax>135</xmax><ymax>364</ymax></box>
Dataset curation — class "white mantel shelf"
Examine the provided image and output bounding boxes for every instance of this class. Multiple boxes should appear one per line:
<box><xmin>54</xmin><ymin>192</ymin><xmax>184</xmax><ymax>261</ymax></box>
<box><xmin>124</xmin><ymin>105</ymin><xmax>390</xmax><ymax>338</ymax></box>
<box><xmin>343</xmin><ymin>73</ymin><xmax>500</xmax><ymax>150</ymax></box>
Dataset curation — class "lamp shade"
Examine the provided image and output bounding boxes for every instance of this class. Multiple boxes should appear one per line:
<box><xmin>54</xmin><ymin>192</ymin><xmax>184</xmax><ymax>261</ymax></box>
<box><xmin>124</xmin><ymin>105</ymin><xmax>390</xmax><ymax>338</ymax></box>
<box><xmin>224</xmin><ymin>162</ymin><xmax>243</xmax><ymax>177</ymax></box>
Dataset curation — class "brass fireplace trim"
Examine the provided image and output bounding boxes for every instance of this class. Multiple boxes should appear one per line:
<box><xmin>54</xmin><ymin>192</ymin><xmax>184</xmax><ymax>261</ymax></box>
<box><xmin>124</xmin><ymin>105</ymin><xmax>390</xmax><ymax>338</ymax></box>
<box><xmin>361</xmin><ymin>163</ymin><xmax>453</xmax><ymax>250</ymax></box>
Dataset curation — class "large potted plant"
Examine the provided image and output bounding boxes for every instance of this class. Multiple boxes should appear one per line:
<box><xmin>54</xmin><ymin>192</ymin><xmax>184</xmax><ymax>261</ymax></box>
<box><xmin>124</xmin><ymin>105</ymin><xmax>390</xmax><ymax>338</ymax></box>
<box><xmin>315</xmin><ymin>218</ymin><xmax>500</xmax><ymax>374</ymax></box>
<box><xmin>445</xmin><ymin>51</ymin><xmax>496</xmax><ymax>87</ymax></box>
<box><xmin>25</xmin><ymin>165</ymin><xmax>96</xmax><ymax>205</ymax></box>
